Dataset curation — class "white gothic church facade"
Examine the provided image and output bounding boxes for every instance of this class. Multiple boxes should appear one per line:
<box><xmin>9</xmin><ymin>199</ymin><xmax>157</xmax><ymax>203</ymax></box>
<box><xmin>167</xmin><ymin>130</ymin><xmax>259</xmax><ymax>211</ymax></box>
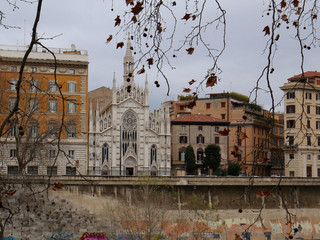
<box><xmin>88</xmin><ymin>40</ymin><xmax>171</xmax><ymax>176</ymax></box>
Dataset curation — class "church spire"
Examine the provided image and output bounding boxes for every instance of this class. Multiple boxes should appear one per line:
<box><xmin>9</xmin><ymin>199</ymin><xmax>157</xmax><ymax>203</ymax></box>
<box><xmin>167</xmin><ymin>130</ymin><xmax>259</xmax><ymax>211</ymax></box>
<box><xmin>113</xmin><ymin>72</ymin><xmax>116</xmax><ymax>89</ymax></box>
<box><xmin>112</xmin><ymin>72</ymin><xmax>117</xmax><ymax>103</ymax></box>
<box><xmin>144</xmin><ymin>74</ymin><xmax>149</xmax><ymax>105</ymax></box>
<box><xmin>123</xmin><ymin>37</ymin><xmax>134</xmax><ymax>87</ymax></box>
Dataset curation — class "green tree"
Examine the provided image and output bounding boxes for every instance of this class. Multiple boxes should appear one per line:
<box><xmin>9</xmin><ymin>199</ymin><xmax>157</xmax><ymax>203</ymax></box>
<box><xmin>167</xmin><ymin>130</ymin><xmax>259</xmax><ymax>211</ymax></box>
<box><xmin>203</xmin><ymin>144</ymin><xmax>221</xmax><ymax>174</ymax></box>
<box><xmin>185</xmin><ymin>145</ymin><xmax>196</xmax><ymax>174</ymax></box>
<box><xmin>227</xmin><ymin>161</ymin><xmax>242</xmax><ymax>176</ymax></box>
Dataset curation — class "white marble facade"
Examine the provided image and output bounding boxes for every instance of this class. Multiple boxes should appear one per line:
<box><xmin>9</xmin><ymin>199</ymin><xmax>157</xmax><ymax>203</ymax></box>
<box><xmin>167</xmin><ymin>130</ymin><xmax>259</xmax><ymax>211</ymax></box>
<box><xmin>88</xmin><ymin>40</ymin><xmax>171</xmax><ymax>176</ymax></box>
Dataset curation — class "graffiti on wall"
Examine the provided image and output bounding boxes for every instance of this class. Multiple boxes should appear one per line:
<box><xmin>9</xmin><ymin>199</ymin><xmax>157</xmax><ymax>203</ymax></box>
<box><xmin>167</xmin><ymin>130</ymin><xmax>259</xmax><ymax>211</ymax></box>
<box><xmin>80</xmin><ymin>232</ymin><xmax>109</xmax><ymax>240</ymax></box>
<box><xmin>119</xmin><ymin>216</ymin><xmax>320</xmax><ymax>240</ymax></box>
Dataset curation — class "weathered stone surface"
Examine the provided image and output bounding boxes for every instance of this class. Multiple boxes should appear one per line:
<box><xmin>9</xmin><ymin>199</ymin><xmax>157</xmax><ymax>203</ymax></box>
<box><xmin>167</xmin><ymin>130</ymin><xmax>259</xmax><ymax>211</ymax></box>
<box><xmin>2</xmin><ymin>176</ymin><xmax>320</xmax><ymax>239</ymax></box>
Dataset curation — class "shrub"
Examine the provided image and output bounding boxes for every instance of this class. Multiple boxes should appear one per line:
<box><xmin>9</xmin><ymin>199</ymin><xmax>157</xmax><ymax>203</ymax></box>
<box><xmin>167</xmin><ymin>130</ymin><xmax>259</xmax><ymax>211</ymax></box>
<box><xmin>227</xmin><ymin>161</ymin><xmax>242</xmax><ymax>176</ymax></box>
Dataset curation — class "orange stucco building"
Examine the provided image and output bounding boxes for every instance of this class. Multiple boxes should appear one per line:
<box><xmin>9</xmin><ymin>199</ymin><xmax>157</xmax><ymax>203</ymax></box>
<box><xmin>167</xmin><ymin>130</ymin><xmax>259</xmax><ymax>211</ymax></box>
<box><xmin>0</xmin><ymin>45</ymin><xmax>88</xmax><ymax>175</ymax></box>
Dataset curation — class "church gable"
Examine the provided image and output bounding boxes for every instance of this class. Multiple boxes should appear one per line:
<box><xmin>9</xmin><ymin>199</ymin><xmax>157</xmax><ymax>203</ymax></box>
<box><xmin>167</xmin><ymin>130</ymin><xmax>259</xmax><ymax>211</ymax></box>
<box><xmin>116</xmin><ymin>85</ymin><xmax>144</xmax><ymax>105</ymax></box>
<box><xmin>117</xmin><ymin>95</ymin><xmax>144</xmax><ymax>109</ymax></box>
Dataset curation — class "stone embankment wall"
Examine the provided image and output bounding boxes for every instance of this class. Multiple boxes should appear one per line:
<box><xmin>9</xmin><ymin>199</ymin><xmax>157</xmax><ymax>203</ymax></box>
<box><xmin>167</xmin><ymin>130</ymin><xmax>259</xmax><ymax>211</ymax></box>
<box><xmin>2</xmin><ymin>176</ymin><xmax>320</xmax><ymax>239</ymax></box>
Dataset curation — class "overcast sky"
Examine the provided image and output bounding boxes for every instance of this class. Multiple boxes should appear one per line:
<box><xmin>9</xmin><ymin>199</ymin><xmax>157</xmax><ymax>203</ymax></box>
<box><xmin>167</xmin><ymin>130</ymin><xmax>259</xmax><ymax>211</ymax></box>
<box><xmin>1</xmin><ymin>0</ymin><xmax>319</xmax><ymax>111</ymax></box>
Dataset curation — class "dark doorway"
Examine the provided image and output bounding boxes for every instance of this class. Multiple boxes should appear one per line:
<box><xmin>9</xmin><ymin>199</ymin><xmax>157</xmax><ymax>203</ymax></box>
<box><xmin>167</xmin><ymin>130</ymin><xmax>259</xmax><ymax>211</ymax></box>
<box><xmin>126</xmin><ymin>167</ymin><xmax>134</xmax><ymax>176</ymax></box>
<box><xmin>307</xmin><ymin>166</ymin><xmax>312</xmax><ymax>177</ymax></box>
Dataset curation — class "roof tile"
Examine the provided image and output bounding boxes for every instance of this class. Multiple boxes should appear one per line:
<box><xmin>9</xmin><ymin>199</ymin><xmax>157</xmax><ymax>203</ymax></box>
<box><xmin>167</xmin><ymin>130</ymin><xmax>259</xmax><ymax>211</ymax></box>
<box><xmin>288</xmin><ymin>71</ymin><xmax>320</xmax><ymax>80</ymax></box>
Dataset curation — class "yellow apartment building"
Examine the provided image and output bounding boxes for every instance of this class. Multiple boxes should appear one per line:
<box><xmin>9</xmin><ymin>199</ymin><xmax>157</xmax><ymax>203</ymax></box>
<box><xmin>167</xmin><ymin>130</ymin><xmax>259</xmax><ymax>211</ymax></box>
<box><xmin>280</xmin><ymin>71</ymin><xmax>320</xmax><ymax>177</ymax></box>
<box><xmin>0</xmin><ymin>45</ymin><xmax>88</xmax><ymax>175</ymax></box>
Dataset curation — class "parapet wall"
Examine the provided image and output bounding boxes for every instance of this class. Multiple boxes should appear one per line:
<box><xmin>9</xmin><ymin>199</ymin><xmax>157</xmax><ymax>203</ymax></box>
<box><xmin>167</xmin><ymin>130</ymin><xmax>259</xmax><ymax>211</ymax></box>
<box><xmin>2</xmin><ymin>176</ymin><xmax>320</xmax><ymax>239</ymax></box>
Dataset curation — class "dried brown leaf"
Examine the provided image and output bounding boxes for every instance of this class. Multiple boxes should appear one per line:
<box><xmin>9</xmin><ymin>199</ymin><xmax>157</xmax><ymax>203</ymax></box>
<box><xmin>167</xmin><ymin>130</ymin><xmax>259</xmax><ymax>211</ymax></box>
<box><xmin>218</xmin><ymin>128</ymin><xmax>230</xmax><ymax>136</ymax></box>
<box><xmin>292</xmin><ymin>0</ymin><xmax>299</xmax><ymax>7</ymax></box>
<box><xmin>231</xmin><ymin>145</ymin><xmax>240</xmax><ymax>158</ymax></box>
<box><xmin>131</xmin><ymin>16</ymin><xmax>138</xmax><ymax>23</ymax></box>
<box><xmin>182</xmin><ymin>13</ymin><xmax>191</xmax><ymax>21</ymax></box>
<box><xmin>132</xmin><ymin>2</ymin><xmax>144</xmax><ymax>15</ymax></box>
<box><xmin>281</xmin><ymin>14</ymin><xmax>288</xmax><ymax>21</ymax></box>
<box><xmin>156</xmin><ymin>1</ymin><xmax>163</xmax><ymax>7</ymax></box>
<box><xmin>116</xmin><ymin>42</ymin><xmax>124</xmax><ymax>49</ymax></box>
<box><xmin>157</xmin><ymin>23</ymin><xmax>163</xmax><ymax>33</ymax></box>
<box><xmin>106</xmin><ymin>35</ymin><xmax>112</xmax><ymax>44</ymax></box>
<box><xmin>263</xmin><ymin>25</ymin><xmax>270</xmax><ymax>35</ymax></box>
<box><xmin>206</xmin><ymin>74</ymin><xmax>217</xmax><ymax>87</ymax></box>
<box><xmin>114</xmin><ymin>15</ymin><xmax>121</xmax><ymax>27</ymax></box>
<box><xmin>137</xmin><ymin>65</ymin><xmax>145</xmax><ymax>74</ymax></box>
<box><xmin>256</xmin><ymin>190</ymin><xmax>270</xmax><ymax>198</ymax></box>
<box><xmin>192</xmin><ymin>15</ymin><xmax>197</xmax><ymax>20</ymax></box>
<box><xmin>188</xmin><ymin>79</ymin><xmax>196</xmax><ymax>85</ymax></box>
<box><xmin>237</xmin><ymin>131</ymin><xmax>248</xmax><ymax>141</ymax></box>
<box><xmin>186</xmin><ymin>47</ymin><xmax>194</xmax><ymax>55</ymax></box>
<box><xmin>187</xmin><ymin>98</ymin><xmax>197</xmax><ymax>109</ymax></box>
<box><xmin>126</xmin><ymin>0</ymin><xmax>134</xmax><ymax>6</ymax></box>
<box><xmin>52</xmin><ymin>182</ymin><xmax>64</xmax><ymax>191</ymax></box>
<box><xmin>296</xmin><ymin>7</ymin><xmax>302</xmax><ymax>15</ymax></box>
<box><xmin>275</xmin><ymin>34</ymin><xmax>280</xmax><ymax>41</ymax></box>
<box><xmin>183</xmin><ymin>88</ymin><xmax>191</xmax><ymax>93</ymax></box>
<box><xmin>280</xmin><ymin>0</ymin><xmax>286</xmax><ymax>8</ymax></box>
<box><xmin>147</xmin><ymin>58</ymin><xmax>154</xmax><ymax>68</ymax></box>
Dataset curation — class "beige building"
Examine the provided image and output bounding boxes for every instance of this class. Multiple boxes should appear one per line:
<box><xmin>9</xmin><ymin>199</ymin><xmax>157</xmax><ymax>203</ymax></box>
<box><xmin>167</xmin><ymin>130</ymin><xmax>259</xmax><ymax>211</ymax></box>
<box><xmin>280</xmin><ymin>71</ymin><xmax>320</xmax><ymax>177</ymax></box>
<box><xmin>0</xmin><ymin>45</ymin><xmax>88</xmax><ymax>175</ymax></box>
<box><xmin>171</xmin><ymin>114</ymin><xmax>229</xmax><ymax>176</ymax></box>
<box><xmin>168</xmin><ymin>93</ymin><xmax>284</xmax><ymax>176</ymax></box>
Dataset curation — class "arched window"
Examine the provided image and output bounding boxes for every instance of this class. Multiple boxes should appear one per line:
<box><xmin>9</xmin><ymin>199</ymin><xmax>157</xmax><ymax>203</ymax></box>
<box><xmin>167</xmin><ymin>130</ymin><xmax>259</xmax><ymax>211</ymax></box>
<box><xmin>197</xmin><ymin>148</ymin><xmax>204</xmax><ymax>162</ymax></box>
<box><xmin>122</xmin><ymin>111</ymin><xmax>137</xmax><ymax>156</ymax></box>
<box><xmin>133</xmin><ymin>87</ymin><xmax>136</xmax><ymax>98</ymax></box>
<box><xmin>100</xmin><ymin>120</ymin><xmax>103</xmax><ymax>132</ymax></box>
<box><xmin>179</xmin><ymin>147</ymin><xmax>186</xmax><ymax>161</ymax></box>
<box><xmin>121</xmin><ymin>89</ymin><xmax>124</xmax><ymax>101</ymax></box>
<box><xmin>102</xmin><ymin>143</ymin><xmax>109</xmax><ymax>164</ymax></box>
<box><xmin>156</xmin><ymin>122</ymin><xmax>160</xmax><ymax>133</ymax></box>
<box><xmin>117</xmin><ymin>91</ymin><xmax>120</xmax><ymax>103</ymax></box>
<box><xmin>108</xmin><ymin>115</ymin><xmax>112</xmax><ymax>128</ymax></box>
<box><xmin>152</xmin><ymin>119</ymin><xmax>155</xmax><ymax>130</ymax></box>
<box><xmin>150</xmin><ymin>144</ymin><xmax>157</xmax><ymax>164</ymax></box>
<box><xmin>196</xmin><ymin>134</ymin><xmax>205</xmax><ymax>144</ymax></box>
<box><xmin>104</xmin><ymin>118</ymin><xmax>107</xmax><ymax>129</ymax></box>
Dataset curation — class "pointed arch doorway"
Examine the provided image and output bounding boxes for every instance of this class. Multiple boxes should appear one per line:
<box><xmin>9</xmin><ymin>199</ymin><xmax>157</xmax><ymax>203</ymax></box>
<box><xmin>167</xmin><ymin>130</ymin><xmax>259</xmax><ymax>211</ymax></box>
<box><xmin>124</xmin><ymin>157</ymin><xmax>137</xmax><ymax>176</ymax></box>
